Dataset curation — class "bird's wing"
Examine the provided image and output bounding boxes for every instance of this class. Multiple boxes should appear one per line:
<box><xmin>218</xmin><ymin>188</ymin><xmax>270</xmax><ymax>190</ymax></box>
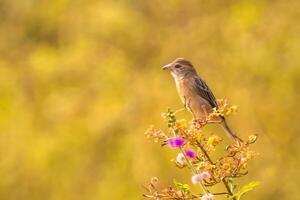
<box><xmin>194</xmin><ymin>76</ymin><xmax>218</xmax><ymax>108</ymax></box>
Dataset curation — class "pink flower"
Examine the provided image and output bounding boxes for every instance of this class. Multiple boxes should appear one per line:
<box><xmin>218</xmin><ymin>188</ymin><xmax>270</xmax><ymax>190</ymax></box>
<box><xmin>191</xmin><ymin>171</ymin><xmax>211</xmax><ymax>184</ymax></box>
<box><xmin>201</xmin><ymin>193</ymin><xmax>214</xmax><ymax>200</ymax></box>
<box><xmin>167</xmin><ymin>137</ymin><xmax>185</xmax><ymax>148</ymax></box>
<box><xmin>185</xmin><ymin>149</ymin><xmax>196</xmax><ymax>159</ymax></box>
<box><xmin>200</xmin><ymin>171</ymin><xmax>211</xmax><ymax>180</ymax></box>
<box><xmin>191</xmin><ymin>174</ymin><xmax>202</xmax><ymax>184</ymax></box>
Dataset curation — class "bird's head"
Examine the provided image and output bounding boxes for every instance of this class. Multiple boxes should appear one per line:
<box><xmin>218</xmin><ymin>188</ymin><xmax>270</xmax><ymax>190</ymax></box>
<box><xmin>162</xmin><ymin>58</ymin><xmax>197</xmax><ymax>79</ymax></box>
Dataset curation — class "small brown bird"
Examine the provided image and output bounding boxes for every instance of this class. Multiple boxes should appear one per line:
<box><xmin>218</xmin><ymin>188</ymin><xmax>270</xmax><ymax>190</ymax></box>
<box><xmin>162</xmin><ymin>58</ymin><xmax>242</xmax><ymax>142</ymax></box>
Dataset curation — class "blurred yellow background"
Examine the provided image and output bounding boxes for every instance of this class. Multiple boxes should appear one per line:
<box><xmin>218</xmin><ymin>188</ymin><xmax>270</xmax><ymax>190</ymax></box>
<box><xmin>0</xmin><ymin>0</ymin><xmax>299</xmax><ymax>199</ymax></box>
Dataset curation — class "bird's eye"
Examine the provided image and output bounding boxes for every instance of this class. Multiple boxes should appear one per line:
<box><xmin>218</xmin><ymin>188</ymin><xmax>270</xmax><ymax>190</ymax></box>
<box><xmin>174</xmin><ymin>64</ymin><xmax>181</xmax><ymax>68</ymax></box>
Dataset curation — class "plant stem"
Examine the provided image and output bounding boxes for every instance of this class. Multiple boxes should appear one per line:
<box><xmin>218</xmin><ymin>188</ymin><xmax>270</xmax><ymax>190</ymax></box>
<box><xmin>179</xmin><ymin>148</ymin><xmax>208</xmax><ymax>195</ymax></box>
<box><xmin>222</xmin><ymin>178</ymin><xmax>234</xmax><ymax>196</ymax></box>
<box><xmin>169</xmin><ymin>121</ymin><xmax>209</xmax><ymax>195</ymax></box>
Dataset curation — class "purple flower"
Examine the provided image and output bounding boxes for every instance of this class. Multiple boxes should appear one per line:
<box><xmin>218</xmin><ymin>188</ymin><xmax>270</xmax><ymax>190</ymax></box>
<box><xmin>185</xmin><ymin>149</ymin><xmax>196</xmax><ymax>159</ymax></box>
<box><xmin>167</xmin><ymin>137</ymin><xmax>185</xmax><ymax>148</ymax></box>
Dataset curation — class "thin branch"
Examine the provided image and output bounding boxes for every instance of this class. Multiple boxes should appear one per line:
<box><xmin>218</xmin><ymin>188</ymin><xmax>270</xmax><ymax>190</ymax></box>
<box><xmin>195</xmin><ymin>140</ymin><xmax>236</xmax><ymax>199</ymax></box>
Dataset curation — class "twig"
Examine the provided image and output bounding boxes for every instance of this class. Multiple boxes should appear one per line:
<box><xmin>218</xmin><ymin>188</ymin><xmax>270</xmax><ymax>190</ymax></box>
<box><xmin>195</xmin><ymin>140</ymin><xmax>236</xmax><ymax>200</ymax></box>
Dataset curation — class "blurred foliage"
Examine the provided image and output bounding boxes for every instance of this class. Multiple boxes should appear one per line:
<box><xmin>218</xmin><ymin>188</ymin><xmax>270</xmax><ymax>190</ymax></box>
<box><xmin>0</xmin><ymin>0</ymin><xmax>299</xmax><ymax>199</ymax></box>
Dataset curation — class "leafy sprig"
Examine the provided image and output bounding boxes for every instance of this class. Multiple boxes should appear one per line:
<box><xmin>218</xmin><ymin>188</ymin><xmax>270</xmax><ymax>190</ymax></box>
<box><xmin>144</xmin><ymin>99</ymin><xmax>259</xmax><ymax>200</ymax></box>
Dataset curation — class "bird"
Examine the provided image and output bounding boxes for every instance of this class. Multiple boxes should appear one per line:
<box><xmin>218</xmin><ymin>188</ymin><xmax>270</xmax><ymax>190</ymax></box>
<box><xmin>162</xmin><ymin>57</ymin><xmax>242</xmax><ymax>142</ymax></box>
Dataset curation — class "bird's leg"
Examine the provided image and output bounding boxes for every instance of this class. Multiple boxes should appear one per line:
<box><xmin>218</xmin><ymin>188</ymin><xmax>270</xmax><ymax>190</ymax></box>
<box><xmin>184</xmin><ymin>96</ymin><xmax>196</xmax><ymax>118</ymax></box>
<box><xmin>183</xmin><ymin>96</ymin><xmax>188</xmax><ymax>110</ymax></box>
<box><xmin>187</xmin><ymin>99</ymin><xmax>194</xmax><ymax>116</ymax></box>
<box><xmin>184</xmin><ymin>96</ymin><xmax>192</xmax><ymax>110</ymax></box>
<box><xmin>187</xmin><ymin>98</ymin><xmax>192</xmax><ymax>111</ymax></box>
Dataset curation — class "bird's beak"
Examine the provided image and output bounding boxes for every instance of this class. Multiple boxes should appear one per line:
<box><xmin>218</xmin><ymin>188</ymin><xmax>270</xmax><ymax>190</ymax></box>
<box><xmin>162</xmin><ymin>64</ymin><xmax>172</xmax><ymax>70</ymax></box>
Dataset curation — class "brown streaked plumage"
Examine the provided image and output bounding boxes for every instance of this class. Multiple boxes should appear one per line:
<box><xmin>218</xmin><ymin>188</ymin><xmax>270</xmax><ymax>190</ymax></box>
<box><xmin>162</xmin><ymin>58</ymin><xmax>242</xmax><ymax>142</ymax></box>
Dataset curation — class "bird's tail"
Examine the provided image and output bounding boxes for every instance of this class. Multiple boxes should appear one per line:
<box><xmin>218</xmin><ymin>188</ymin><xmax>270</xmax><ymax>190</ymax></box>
<box><xmin>220</xmin><ymin>118</ymin><xmax>243</xmax><ymax>142</ymax></box>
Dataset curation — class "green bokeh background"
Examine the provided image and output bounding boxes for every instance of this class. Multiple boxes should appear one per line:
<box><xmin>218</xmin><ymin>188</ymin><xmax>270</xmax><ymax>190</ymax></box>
<box><xmin>0</xmin><ymin>0</ymin><xmax>299</xmax><ymax>199</ymax></box>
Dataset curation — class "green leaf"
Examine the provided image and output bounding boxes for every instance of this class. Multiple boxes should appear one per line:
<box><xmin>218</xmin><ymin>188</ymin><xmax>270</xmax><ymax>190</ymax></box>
<box><xmin>231</xmin><ymin>181</ymin><xmax>260</xmax><ymax>200</ymax></box>
<box><xmin>227</xmin><ymin>178</ymin><xmax>237</xmax><ymax>193</ymax></box>
<box><xmin>173</xmin><ymin>179</ymin><xmax>190</xmax><ymax>193</ymax></box>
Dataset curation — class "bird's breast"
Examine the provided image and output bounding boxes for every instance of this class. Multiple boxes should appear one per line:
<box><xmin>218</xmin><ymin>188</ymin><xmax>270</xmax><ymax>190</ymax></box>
<box><xmin>175</xmin><ymin>78</ymin><xmax>198</xmax><ymax>102</ymax></box>
<box><xmin>175</xmin><ymin>78</ymin><xmax>212</xmax><ymax>120</ymax></box>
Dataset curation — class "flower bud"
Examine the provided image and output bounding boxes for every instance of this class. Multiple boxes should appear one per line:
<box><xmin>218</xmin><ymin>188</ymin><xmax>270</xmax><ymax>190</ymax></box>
<box><xmin>201</xmin><ymin>193</ymin><xmax>214</xmax><ymax>200</ymax></box>
<box><xmin>200</xmin><ymin>171</ymin><xmax>211</xmax><ymax>180</ymax></box>
<box><xmin>176</xmin><ymin>153</ymin><xmax>185</xmax><ymax>165</ymax></box>
<box><xmin>185</xmin><ymin>149</ymin><xmax>196</xmax><ymax>159</ymax></box>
